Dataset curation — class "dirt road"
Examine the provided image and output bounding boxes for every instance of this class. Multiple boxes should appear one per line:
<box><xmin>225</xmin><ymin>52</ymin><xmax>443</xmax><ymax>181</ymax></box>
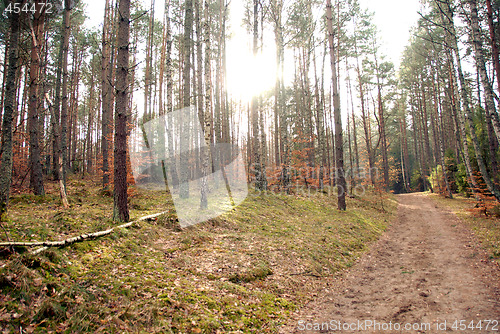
<box><xmin>283</xmin><ymin>193</ymin><xmax>500</xmax><ymax>333</ymax></box>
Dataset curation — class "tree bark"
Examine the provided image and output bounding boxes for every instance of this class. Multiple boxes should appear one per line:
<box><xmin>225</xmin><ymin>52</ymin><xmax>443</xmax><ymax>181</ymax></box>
<box><xmin>165</xmin><ymin>4</ymin><xmax>178</xmax><ymax>189</ymax></box>
<box><xmin>180</xmin><ymin>0</ymin><xmax>194</xmax><ymax>199</ymax></box>
<box><xmin>86</xmin><ymin>61</ymin><xmax>97</xmax><ymax>174</ymax></box>
<box><xmin>354</xmin><ymin>39</ymin><xmax>374</xmax><ymax>185</ymax></box>
<box><xmin>251</xmin><ymin>0</ymin><xmax>264</xmax><ymax>191</ymax></box>
<box><xmin>432</xmin><ymin>68</ymin><xmax>453</xmax><ymax>198</ymax></box>
<box><xmin>113</xmin><ymin>0</ymin><xmax>131</xmax><ymax>222</ymax></box>
<box><xmin>270</xmin><ymin>0</ymin><xmax>288</xmax><ymax>190</ymax></box>
<box><xmin>346</xmin><ymin>68</ymin><xmax>360</xmax><ymax>180</ymax></box>
<box><xmin>400</xmin><ymin>111</ymin><xmax>411</xmax><ymax>192</ymax></box>
<box><xmin>157</xmin><ymin>0</ymin><xmax>169</xmax><ymax>191</ymax></box>
<box><xmin>101</xmin><ymin>0</ymin><xmax>113</xmax><ymax>189</ymax></box>
<box><xmin>313</xmin><ymin>47</ymin><xmax>327</xmax><ymax>190</ymax></box>
<box><xmin>28</xmin><ymin>2</ymin><xmax>46</xmax><ymax>196</ymax></box>
<box><xmin>326</xmin><ymin>0</ymin><xmax>346</xmax><ymax>210</ymax></box>
<box><xmin>200</xmin><ymin>0</ymin><xmax>212</xmax><ymax>209</ymax></box>
<box><xmin>420</xmin><ymin>84</ymin><xmax>432</xmax><ymax>177</ymax></box>
<box><xmin>468</xmin><ymin>0</ymin><xmax>500</xmax><ymax>144</ymax></box>
<box><xmin>272</xmin><ymin>0</ymin><xmax>282</xmax><ymax>169</ymax></box>
<box><xmin>0</xmin><ymin>2</ymin><xmax>22</xmax><ymax>216</ymax></box>
<box><xmin>59</xmin><ymin>0</ymin><xmax>72</xmax><ymax>187</ymax></box>
<box><xmin>487</xmin><ymin>112</ymin><xmax>499</xmax><ymax>181</ymax></box>
<box><xmin>485</xmin><ymin>0</ymin><xmax>500</xmax><ymax>99</ymax></box>
<box><xmin>373</xmin><ymin>45</ymin><xmax>389</xmax><ymax>190</ymax></box>
<box><xmin>0</xmin><ymin>30</ymin><xmax>10</xmax><ymax>125</ymax></box>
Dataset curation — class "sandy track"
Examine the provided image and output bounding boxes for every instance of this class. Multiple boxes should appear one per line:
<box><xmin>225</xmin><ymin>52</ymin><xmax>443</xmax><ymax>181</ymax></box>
<box><xmin>282</xmin><ymin>193</ymin><xmax>500</xmax><ymax>333</ymax></box>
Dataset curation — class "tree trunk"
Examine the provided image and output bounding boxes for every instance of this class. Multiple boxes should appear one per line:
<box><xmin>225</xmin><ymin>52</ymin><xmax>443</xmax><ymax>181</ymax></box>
<box><xmin>326</xmin><ymin>0</ymin><xmax>346</xmax><ymax>210</ymax></box>
<box><xmin>59</xmin><ymin>0</ymin><xmax>72</xmax><ymax>190</ymax></box>
<box><xmin>68</xmin><ymin>42</ymin><xmax>81</xmax><ymax>172</ymax></box>
<box><xmin>313</xmin><ymin>47</ymin><xmax>326</xmax><ymax>190</ymax></box>
<box><xmin>158</xmin><ymin>0</ymin><xmax>169</xmax><ymax>191</ymax></box>
<box><xmin>346</xmin><ymin>95</ymin><xmax>353</xmax><ymax>192</ymax></box>
<box><xmin>101</xmin><ymin>0</ymin><xmax>113</xmax><ymax>189</ymax></box>
<box><xmin>272</xmin><ymin>0</ymin><xmax>282</xmax><ymax>169</ymax></box>
<box><xmin>432</xmin><ymin>69</ymin><xmax>453</xmax><ymax>198</ymax></box>
<box><xmin>468</xmin><ymin>0</ymin><xmax>500</xmax><ymax>144</ymax></box>
<box><xmin>485</xmin><ymin>0</ymin><xmax>500</xmax><ymax>99</ymax></box>
<box><xmin>144</xmin><ymin>0</ymin><xmax>155</xmax><ymax>121</ymax></box>
<box><xmin>165</xmin><ymin>4</ymin><xmax>178</xmax><ymax>189</ymax></box>
<box><xmin>180</xmin><ymin>0</ymin><xmax>194</xmax><ymax>199</ymax></box>
<box><xmin>420</xmin><ymin>85</ymin><xmax>432</xmax><ymax>180</ymax></box>
<box><xmin>28</xmin><ymin>2</ymin><xmax>46</xmax><ymax>196</ymax></box>
<box><xmin>200</xmin><ymin>0</ymin><xmax>212</xmax><ymax>209</ymax></box>
<box><xmin>86</xmin><ymin>67</ymin><xmax>96</xmax><ymax>174</ymax></box>
<box><xmin>354</xmin><ymin>40</ymin><xmax>374</xmax><ymax>185</ymax></box>
<box><xmin>346</xmin><ymin>67</ymin><xmax>360</xmax><ymax>180</ymax></box>
<box><xmin>251</xmin><ymin>0</ymin><xmax>264</xmax><ymax>191</ymax></box>
<box><xmin>270</xmin><ymin>0</ymin><xmax>288</xmax><ymax>190</ymax></box>
<box><xmin>400</xmin><ymin>111</ymin><xmax>411</xmax><ymax>192</ymax></box>
<box><xmin>373</xmin><ymin>46</ymin><xmax>389</xmax><ymax>190</ymax></box>
<box><xmin>113</xmin><ymin>0</ymin><xmax>131</xmax><ymax>222</ymax></box>
<box><xmin>487</xmin><ymin>113</ymin><xmax>499</xmax><ymax>181</ymax></box>
<box><xmin>0</xmin><ymin>3</ymin><xmax>22</xmax><ymax>216</ymax></box>
<box><xmin>0</xmin><ymin>30</ymin><xmax>10</xmax><ymax>124</ymax></box>
<box><xmin>52</xmin><ymin>28</ymin><xmax>63</xmax><ymax>179</ymax></box>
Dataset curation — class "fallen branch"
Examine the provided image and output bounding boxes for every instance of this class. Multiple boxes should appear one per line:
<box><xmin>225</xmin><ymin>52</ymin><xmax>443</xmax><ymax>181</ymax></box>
<box><xmin>0</xmin><ymin>211</ymin><xmax>171</xmax><ymax>253</ymax></box>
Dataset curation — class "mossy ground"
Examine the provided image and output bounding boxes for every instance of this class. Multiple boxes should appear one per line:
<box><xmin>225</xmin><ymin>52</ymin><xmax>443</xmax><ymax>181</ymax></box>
<box><xmin>0</xmin><ymin>176</ymin><xmax>396</xmax><ymax>333</ymax></box>
<box><xmin>429</xmin><ymin>193</ymin><xmax>500</xmax><ymax>263</ymax></box>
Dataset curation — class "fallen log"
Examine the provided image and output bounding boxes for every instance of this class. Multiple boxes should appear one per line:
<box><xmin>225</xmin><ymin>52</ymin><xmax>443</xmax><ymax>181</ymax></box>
<box><xmin>0</xmin><ymin>211</ymin><xmax>171</xmax><ymax>254</ymax></box>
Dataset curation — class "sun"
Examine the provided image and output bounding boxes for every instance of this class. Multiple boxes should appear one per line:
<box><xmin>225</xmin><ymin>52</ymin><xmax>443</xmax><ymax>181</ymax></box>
<box><xmin>225</xmin><ymin>39</ymin><xmax>277</xmax><ymax>103</ymax></box>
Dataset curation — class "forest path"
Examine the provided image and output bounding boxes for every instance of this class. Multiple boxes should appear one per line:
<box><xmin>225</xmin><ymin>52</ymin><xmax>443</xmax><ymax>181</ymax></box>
<box><xmin>282</xmin><ymin>193</ymin><xmax>500</xmax><ymax>333</ymax></box>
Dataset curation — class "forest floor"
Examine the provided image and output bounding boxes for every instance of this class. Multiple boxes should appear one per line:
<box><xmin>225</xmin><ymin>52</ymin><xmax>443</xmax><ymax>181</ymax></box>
<box><xmin>0</xmin><ymin>176</ymin><xmax>397</xmax><ymax>333</ymax></box>
<box><xmin>281</xmin><ymin>193</ymin><xmax>500</xmax><ymax>333</ymax></box>
<box><xmin>2</xmin><ymin>178</ymin><xmax>499</xmax><ymax>333</ymax></box>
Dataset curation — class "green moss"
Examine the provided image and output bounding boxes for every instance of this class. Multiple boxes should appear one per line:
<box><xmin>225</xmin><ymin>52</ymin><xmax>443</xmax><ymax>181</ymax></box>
<box><xmin>229</xmin><ymin>264</ymin><xmax>273</xmax><ymax>283</ymax></box>
<box><xmin>9</xmin><ymin>194</ymin><xmax>58</xmax><ymax>205</ymax></box>
<box><xmin>73</xmin><ymin>241</ymin><xmax>94</xmax><ymax>252</ymax></box>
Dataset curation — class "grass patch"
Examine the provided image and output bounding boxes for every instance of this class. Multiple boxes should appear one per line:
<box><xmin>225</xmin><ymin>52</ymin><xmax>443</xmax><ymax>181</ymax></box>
<box><xmin>0</xmin><ymin>176</ymin><xmax>397</xmax><ymax>333</ymax></box>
